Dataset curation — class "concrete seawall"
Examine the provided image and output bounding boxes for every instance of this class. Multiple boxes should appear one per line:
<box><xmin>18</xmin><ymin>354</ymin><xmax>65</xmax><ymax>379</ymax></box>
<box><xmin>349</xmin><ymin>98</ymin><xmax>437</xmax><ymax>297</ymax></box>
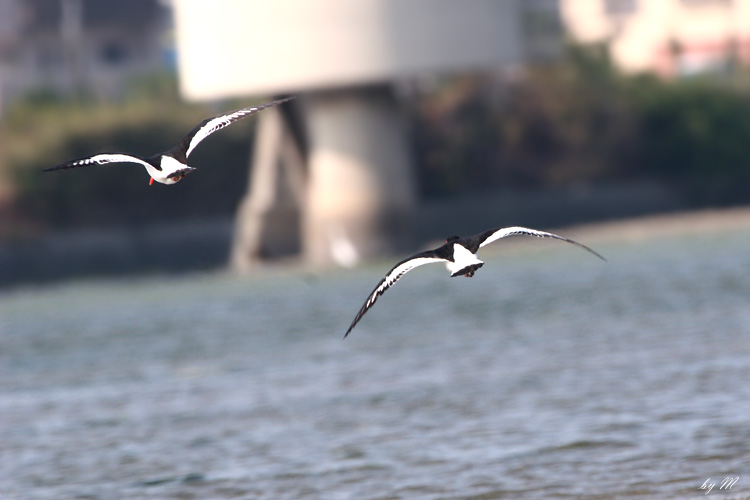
<box><xmin>0</xmin><ymin>182</ymin><xmax>687</xmax><ymax>287</ymax></box>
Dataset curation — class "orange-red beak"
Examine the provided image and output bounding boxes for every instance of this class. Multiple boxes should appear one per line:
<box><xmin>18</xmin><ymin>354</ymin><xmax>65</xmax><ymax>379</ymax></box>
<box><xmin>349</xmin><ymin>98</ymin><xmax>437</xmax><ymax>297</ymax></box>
<box><xmin>149</xmin><ymin>178</ymin><xmax>154</xmax><ymax>186</ymax></box>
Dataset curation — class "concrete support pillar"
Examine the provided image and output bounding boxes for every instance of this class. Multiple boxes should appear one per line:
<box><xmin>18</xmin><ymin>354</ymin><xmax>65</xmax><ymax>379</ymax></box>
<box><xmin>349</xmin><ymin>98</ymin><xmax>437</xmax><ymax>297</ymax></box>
<box><xmin>302</xmin><ymin>86</ymin><xmax>416</xmax><ymax>266</ymax></box>
<box><xmin>230</xmin><ymin>106</ymin><xmax>304</xmax><ymax>272</ymax></box>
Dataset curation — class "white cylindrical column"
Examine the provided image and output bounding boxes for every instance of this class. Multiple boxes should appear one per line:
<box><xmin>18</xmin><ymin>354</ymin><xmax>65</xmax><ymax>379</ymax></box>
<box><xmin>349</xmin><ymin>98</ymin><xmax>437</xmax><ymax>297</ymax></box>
<box><xmin>302</xmin><ymin>86</ymin><xmax>416</xmax><ymax>266</ymax></box>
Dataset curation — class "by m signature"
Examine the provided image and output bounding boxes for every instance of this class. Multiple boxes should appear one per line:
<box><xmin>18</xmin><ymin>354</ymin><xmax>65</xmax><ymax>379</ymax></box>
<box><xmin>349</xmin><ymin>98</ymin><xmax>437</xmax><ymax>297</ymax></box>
<box><xmin>700</xmin><ymin>476</ymin><xmax>739</xmax><ymax>495</ymax></box>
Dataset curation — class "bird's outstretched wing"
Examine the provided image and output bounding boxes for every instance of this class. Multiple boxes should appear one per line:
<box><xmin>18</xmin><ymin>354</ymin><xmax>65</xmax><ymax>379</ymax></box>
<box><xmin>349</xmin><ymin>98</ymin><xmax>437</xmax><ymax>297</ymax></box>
<box><xmin>472</xmin><ymin>226</ymin><xmax>606</xmax><ymax>261</ymax></box>
<box><xmin>179</xmin><ymin>96</ymin><xmax>296</xmax><ymax>159</ymax></box>
<box><xmin>42</xmin><ymin>153</ymin><xmax>154</xmax><ymax>173</ymax></box>
<box><xmin>345</xmin><ymin>250</ymin><xmax>447</xmax><ymax>338</ymax></box>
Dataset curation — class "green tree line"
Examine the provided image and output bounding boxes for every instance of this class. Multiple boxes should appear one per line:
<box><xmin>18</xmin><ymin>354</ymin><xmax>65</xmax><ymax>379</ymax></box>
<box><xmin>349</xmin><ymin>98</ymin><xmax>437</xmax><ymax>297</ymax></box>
<box><xmin>412</xmin><ymin>44</ymin><xmax>750</xmax><ymax>204</ymax></box>
<box><xmin>2</xmin><ymin>45</ymin><xmax>750</xmax><ymax>235</ymax></box>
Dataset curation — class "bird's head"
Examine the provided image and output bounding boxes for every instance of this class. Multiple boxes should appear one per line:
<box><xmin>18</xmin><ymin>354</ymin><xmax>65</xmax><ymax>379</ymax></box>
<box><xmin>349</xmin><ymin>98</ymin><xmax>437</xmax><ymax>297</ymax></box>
<box><xmin>445</xmin><ymin>235</ymin><xmax>460</xmax><ymax>243</ymax></box>
<box><xmin>159</xmin><ymin>167</ymin><xmax>197</xmax><ymax>185</ymax></box>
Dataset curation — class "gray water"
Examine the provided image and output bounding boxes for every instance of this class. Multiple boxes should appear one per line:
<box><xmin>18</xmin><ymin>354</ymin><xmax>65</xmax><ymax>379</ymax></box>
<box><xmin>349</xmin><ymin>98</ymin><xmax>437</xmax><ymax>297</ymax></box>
<box><xmin>1</xmin><ymin>228</ymin><xmax>749</xmax><ymax>499</ymax></box>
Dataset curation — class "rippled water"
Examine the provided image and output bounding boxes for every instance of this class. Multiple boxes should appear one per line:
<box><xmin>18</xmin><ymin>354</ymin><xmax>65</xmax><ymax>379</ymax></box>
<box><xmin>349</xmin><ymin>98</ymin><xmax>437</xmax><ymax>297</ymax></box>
<box><xmin>2</xmin><ymin>227</ymin><xmax>750</xmax><ymax>499</ymax></box>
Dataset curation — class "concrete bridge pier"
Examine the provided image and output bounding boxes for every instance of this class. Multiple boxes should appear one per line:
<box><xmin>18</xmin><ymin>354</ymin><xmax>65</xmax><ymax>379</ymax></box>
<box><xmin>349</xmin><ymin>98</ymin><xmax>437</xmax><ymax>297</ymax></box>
<box><xmin>229</xmin><ymin>105</ymin><xmax>305</xmax><ymax>271</ymax></box>
<box><xmin>302</xmin><ymin>86</ymin><xmax>416</xmax><ymax>267</ymax></box>
<box><xmin>173</xmin><ymin>0</ymin><xmax>525</xmax><ymax>269</ymax></box>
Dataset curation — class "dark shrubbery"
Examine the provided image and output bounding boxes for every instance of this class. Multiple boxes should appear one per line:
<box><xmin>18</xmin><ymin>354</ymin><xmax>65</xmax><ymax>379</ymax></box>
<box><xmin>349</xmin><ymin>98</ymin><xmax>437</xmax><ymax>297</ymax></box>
<box><xmin>3</xmin><ymin>49</ymin><xmax>750</xmax><ymax>233</ymax></box>
<box><xmin>411</xmin><ymin>44</ymin><xmax>750</xmax><ymax>205</ymax></box>
<box><xmin>0</xmin><ymin>74</ymin><xmax>257</xmax><ymax>229</ymax></box>
<box><xmin>628</xmin><ymin>78</ymin><xmax>750</xmax><ymax>203</ymax></box>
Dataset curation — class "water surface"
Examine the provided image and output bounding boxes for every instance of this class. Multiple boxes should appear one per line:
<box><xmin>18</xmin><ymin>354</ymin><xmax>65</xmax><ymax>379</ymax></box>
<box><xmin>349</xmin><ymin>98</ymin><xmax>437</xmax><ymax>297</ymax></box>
<box><xmin>1</xmin><ymin>228</ymin><xmax>750</xmax><ymax>499</ymax></box>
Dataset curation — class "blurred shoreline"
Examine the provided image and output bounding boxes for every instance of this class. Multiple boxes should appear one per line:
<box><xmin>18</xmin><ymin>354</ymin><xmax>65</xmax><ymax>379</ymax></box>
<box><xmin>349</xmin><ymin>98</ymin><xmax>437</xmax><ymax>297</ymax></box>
<box><xmin>1</xmin><ymin>180</ymin><xmax>748</xmax><ymax>289</ymax></box>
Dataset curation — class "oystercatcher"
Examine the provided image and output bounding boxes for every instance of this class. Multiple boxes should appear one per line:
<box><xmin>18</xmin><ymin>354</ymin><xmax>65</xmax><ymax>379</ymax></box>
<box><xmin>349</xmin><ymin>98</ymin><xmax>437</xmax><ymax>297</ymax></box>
<box><xmin>344</xmin><ymin>226</ymin><xmax>605</xmax><ymax>338</ymax></box>
<box><xmin>42</xmin><ymin>96</ymin><xmax>295</xmax><ymax>185</ymax></box>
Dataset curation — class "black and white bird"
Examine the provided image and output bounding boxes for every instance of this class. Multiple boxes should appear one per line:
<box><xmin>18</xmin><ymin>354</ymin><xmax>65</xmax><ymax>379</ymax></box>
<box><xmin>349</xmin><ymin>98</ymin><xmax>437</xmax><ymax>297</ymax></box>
<box><xmin>42</xmin><ymin>96</ymin><xmax>295</xmax><ymax>185</ymax></box>
<box><xmin>344</xmin><ymin>226</ymin><xmax>605</xmax><ymax>338</ymax></box>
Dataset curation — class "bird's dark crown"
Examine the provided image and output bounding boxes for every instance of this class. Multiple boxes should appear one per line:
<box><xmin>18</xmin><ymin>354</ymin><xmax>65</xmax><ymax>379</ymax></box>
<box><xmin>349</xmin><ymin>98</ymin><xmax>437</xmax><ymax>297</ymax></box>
<box><xmin>445</xmin><ymin>235</ymin><xmax>461</xmax><ymax>243</ymax></box>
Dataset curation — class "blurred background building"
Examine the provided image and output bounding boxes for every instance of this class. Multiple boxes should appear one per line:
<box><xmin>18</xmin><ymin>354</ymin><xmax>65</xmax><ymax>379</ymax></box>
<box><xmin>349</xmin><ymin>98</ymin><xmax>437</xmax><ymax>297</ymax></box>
<box><xmin>562</xmin><ymin>0</ymin><xmax>750</xmax><ymax>76</ymax></box>
<box><xmin>0</xmin><ymin>0</ymin><xmax>171</xmax><ymax>109</ymax></box>
<box><xmin>2</xmin><ymin>0</ymin><xmax>750</xmax><ymax>286</ymax></box>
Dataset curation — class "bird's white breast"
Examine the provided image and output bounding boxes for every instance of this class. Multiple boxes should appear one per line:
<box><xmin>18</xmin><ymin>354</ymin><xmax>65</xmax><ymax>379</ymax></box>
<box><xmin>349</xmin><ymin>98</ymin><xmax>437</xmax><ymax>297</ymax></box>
<box><xmin>160</xmin><ymin>155</ymin><xmax>188</xmax><ymax>176</ymax></box>
<box><xmin>446</xmin><ymin>244</ymin><xmax>483</xmax><ymax>274</ymax></box>
<box><xmin>152</xmin><ymin>155</ymin><xmax>189</xmax><ymax>184</ymax></box>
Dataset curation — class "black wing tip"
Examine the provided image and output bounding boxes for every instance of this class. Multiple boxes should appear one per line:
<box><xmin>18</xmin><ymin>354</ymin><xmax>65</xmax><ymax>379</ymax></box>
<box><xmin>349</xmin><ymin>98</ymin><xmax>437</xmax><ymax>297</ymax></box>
<box><xmin>344</xmin><ymin>296</ymin><xmax>378</xmax><ymax>339</ymax></box>
<box><xmin>41</xmin><ymin>162</ymin><xmax>79</xmax><ymax>173</ymax></box>
<box><xmin>255</xmin><ymin>95</ymin><xmax>296</xmax><ymax>110</ymax></box>
<box><xmin>42</xmin><ymin>160</ymin><xmax>83</xmax><ymax>173</ymax></box>
<box><xmin>343</xmin><ymin>311</ymin><xmax>365</xmax><ymax>339</ymax></box>
<box><xmin>529</xmin><ymin>229</ymin><xmax>606</xmax><ymax>262</ymax></box>
<box><xmin>274</xmin><ymin>95</ymin><xmax>296</xmax><ymax>104</ymax></box>
<box><xmin>247</xmin><ymin>96</ymin><xmax>296</xmax><ymax>111</ymax></box>
<box><xmin>584</xmin><ymin>247</ymin><xmax>607</xmax><ymax>262</ymax></box>
<box><xmin>344</xmin><ymin>314</ymin><xmax>362</xmax><ymax>338</ymax></box>
<box><xmin>567</xmin><ymin>238</ymin><xmax>607</xmax><ymax>262</ymax></box>
<box><xmin>517</xmin><ymin>228</ymin><xmax>608</xmax><ymax>263</ymax></box>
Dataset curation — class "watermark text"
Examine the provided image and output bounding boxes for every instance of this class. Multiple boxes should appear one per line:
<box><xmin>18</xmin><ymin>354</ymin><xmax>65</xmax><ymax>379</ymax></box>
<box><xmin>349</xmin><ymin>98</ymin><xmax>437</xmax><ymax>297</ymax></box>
<box><xmin>700</xmin><ymin>476</ymin><xmax>739</xmax><ymax>495</ymax></box>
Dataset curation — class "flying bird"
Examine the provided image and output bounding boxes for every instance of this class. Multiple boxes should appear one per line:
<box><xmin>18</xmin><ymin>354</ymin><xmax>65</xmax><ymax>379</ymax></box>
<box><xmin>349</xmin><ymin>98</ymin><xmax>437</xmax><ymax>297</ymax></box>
<box><xmin>42</xmin><ymin>96</ymin><xmax>295</xmax><ymax>185</ymax></box>
<box><xmin>344</xmin><ymin>226</ymin><xmax>605</xmax><ymax>338</ymax></box>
